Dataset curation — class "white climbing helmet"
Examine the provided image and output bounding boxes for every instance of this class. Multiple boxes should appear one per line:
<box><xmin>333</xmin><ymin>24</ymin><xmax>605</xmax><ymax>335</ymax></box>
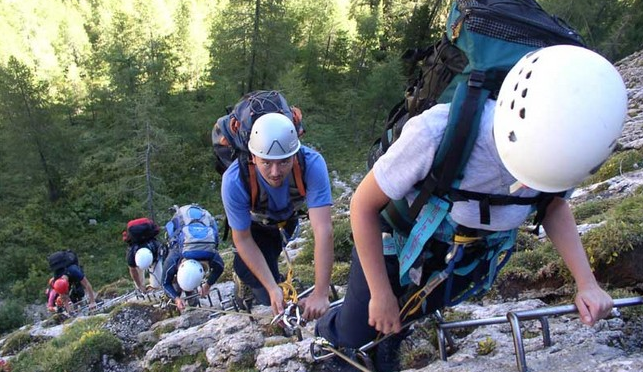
<box><xmin>177</xmin><ymin>259</ymin><xmax>204</xmax><ymax>291</ymax></box>
<box><xmin>134</xmin><ymin>248</ymin><xmax>154</xmax><ymax>270</ymax></box>
<box><xmin>248</xmin><ymin>113</ymin><xmax>301</xmax><ymax>160</ymax></box>
<box><xmin>493</xmin><ymin>45</ymin><xmax>628</xmax><ymax>192</ymax></box>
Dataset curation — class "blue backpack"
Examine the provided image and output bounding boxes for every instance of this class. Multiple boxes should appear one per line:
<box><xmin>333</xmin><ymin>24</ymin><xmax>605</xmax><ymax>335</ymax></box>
<box><xmin>369</xmin><ymin>0</ymin><xmax>584</xmax><ymax>235</ymax></box>
<box><xmin>165</xmin><ymin>204</ymin><xmax>219</xmax><ymax>260</ymax></box>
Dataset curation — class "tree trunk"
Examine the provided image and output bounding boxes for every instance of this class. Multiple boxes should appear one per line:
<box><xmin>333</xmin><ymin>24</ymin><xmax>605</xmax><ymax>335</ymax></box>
<box><xmin>247</xmin><ymin>0</ymin><xmax>261</xmax><ymax>92</ymax></box>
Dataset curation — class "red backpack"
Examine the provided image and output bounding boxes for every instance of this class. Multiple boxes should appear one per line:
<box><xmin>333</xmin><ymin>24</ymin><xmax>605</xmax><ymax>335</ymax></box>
<box><xmin>123</xmin><ymin>218</ymin><xmax>160</xmax><ymax>244</ymax></box>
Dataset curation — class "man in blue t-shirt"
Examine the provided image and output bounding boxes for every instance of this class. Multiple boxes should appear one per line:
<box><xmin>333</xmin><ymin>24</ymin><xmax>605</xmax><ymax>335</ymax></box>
<box><xmin>49</xmin><ymin>263</ymin><xmax>96</xmax><ymax>314</ymax></box>
<box><xmin>221</xmin><ymin>113</ymin><xmax>334</xmax><ymax>320</ymax></box>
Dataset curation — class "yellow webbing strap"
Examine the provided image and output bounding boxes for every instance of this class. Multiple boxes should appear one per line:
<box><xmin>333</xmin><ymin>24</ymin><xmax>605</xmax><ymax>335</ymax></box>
<box><xmin>278</xmin><ymin>226</ymin><xmax>298</xmax><ymax>303</ymax></box>
<box><xmin>397</xmin><ymin>234</ymin><xmax>483</xmax><ymax>322</ymax></box>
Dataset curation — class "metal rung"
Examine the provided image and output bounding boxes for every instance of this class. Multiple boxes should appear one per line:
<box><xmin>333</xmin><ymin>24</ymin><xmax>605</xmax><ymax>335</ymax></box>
<box><xmin>436</xmin><ymin>296</ymin><xmax>643</xmax><ymax>372</ymax></box>
<box><xmin>509</xmin><ymin>296</ymin><xmax>643</xmax><ymax>372</ymax></box>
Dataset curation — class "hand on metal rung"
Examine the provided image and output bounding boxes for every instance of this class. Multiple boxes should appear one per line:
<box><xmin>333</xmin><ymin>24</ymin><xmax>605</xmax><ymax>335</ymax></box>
<box><xmin>271</xmin><ymin>302</ymin><xmax>305</xmax><ymax>331</ymax></box>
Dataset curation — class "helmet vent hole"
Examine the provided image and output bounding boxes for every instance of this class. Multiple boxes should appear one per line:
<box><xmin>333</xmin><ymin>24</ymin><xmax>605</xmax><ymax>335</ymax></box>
<box><xmin>521</xmin><ymin>88</ymin><xmax>528</xmax><ymax>98</ymax></box>
<box><xmin>508</xmin><ymin>131</ymin><xmax>517</xmax><ymax>142</ymax></box>
<box><xmin>519</xmin><ymin>108</ymin><xmax>526</xmax><ymax>119</ymax></box>
<box><xmin>510</xmin><ymin>100</ymin><xmax>515</xmax><ymax>110</ymax></box>
<box><xmin>518</xmin><ymin>68</ymin><xmax>524</xmax><ymax>75</ymax></box>
<box><xmin>513</xmin><ymin>83</ymin><xmax>519</xmax><ymax>91</ymax></box>
<box><xmin>526</xmin><ymin>71</ymin><xmax>532</xmax><ymax>79</ymax></box>
<box><xmin>531</xmin><ymin>57</ymin><xmax>539</xmax><ymax>64</ymax></box>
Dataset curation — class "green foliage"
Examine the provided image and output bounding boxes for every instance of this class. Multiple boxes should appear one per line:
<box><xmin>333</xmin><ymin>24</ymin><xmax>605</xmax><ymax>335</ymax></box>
<box><xmin>476</xmin><ymin>336</ymin><xmax>496</xmax><ymax>355</ymax></box>
<box><xmin>332</xmin><ymin>216</ymin><xmax>354</xmax><ymax>262</ymax></box>
<box><xmin>10</xmin><ymin>317</ymin><xmax>122</xmax><ymax>372</ymax></box>
<box><xmin>0</xmin><ymin>299</ymin><xmax>26</xmax><ymax>335</ymax></box>
<box><xmin>0</xmin><ymin>0</ymin><xmax>641</xmax><ymax>320</ymax></box>
<box><xmin>1</xmin><ymin>330</ymin><xmax>34</xmax><ymax>355</ymax></box>
<box><xmin>609</xmin><ymin>288</ymin><xmax>643</xmax><ymax>318</ymax></box>
<box><xmin>580</xmin><ymin>149</ymin><xmax>643</xmax><ymax>186</ymax></box>
<box><xmin>582</xmin><ymin>194</ymin><xmax>643</xmax><ymax>268</ymax></box>
<box><xmin>498</xmin><ymin>241</ymin><xmax>566</xmax><ymax>284</ymax></box>
<box><xmin>540</xmin><ymin>0</ymin><xmax>643</xmax><ymax>61</ymax></box>
<box><xmin>147</xmin><ymin>352</ymin><xmax>208</xmax><ymax>372</ymax></box>
<box><xmin>400</xmin><ymin>317</ymin><xmax>438</xmax><ymax>369</ymax></box>
<box><xmin>292</xmin><ymin>263</ymin><xmax>315</xmax><ymax>289</ymax></box>
<box><xmin>331</xmin><ymin>262</ymin><xmax>352</xmax><ymax>286</ymax></box>
<box><xmin>572</xmin><ymin>199</ymin><xmax>616</xmax><ymax>224</ymax></box>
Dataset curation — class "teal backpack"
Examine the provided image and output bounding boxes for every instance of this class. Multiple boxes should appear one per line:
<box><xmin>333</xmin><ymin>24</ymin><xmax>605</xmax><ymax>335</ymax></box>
<box><xmin>369</xmin><ymin>0</ymin><xmax>584</xmax><ymax>236</ymax></box>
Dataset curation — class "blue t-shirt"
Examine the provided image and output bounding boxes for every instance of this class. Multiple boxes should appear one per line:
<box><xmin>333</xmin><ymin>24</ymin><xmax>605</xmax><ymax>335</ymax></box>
<box><xmin>221</xmin><ymin>146</ymin><xmax>333</xmax><ymax>230</ymax></box>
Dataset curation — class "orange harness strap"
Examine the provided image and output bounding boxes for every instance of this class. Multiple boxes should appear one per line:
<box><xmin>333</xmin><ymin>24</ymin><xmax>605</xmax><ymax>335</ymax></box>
<box><xmin>248</xmin><ymin>162</ymin><xmax>259</xmax><ymax>210</ymax></box>
<box><xmin>293</xmin><ymin>155</ymin><xmax>306</xmax><ymax>197</ymax></box>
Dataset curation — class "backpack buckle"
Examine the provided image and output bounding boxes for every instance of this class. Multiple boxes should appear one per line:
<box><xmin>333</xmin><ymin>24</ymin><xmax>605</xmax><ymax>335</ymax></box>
<box><xmin>468</xmin><ymin>70</ymin><xmax>486</xmax><ymax>88</ymax></box>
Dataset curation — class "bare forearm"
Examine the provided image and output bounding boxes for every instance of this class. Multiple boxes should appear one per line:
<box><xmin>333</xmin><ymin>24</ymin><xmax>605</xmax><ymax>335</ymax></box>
<box><xmin>309</xmin><ymin>207</ymin><xmax>334</xmax><ymax>295</ymax></box>
<box><xmin>234</xmin><ymin>233</ymin><xmax>279</xmax><ymax>292</ymax></box>
<box><xmin>81</xmin><ymin>278</ymin><xmax>96</xmax><ymax>303</ymax></box>
<box><xmin>543</xmin><ymin>198</ymin><xmax>597</xmax><ymax>289</ymax></box>
<box><xmin>129</xmin><ymin>267</ymin><xmax>144</xmax><ymax>289</ymax></box>
<box><xmin>313</xmin><ymin>232</ymin><xmax>333</xmax><ymax>295</ymax></box>
<box><xmin>350</xmin><ymin>173</ymin><xmax>394</xmax><ymax>298</ymax></box>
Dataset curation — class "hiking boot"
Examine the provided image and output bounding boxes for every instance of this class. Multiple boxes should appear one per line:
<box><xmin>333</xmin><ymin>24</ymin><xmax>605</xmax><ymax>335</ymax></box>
<box><xmin>321</xmin><ymin>348</ymin><xmax>363</xmax><ymax>372</ymax></box>
<box><xmin>185</xmin><ymin>290</ymin><xmax>200</xmax><ymax>307</ymax></box>
<box><xmin>373</xmin><ymin>334</ymin><xmax>404</xmax><ymax>372</ymax></box>
<box><xmin>232</xmin><ymin>272</ymin><xmax>253</xmax><ymax>311</ymax></box>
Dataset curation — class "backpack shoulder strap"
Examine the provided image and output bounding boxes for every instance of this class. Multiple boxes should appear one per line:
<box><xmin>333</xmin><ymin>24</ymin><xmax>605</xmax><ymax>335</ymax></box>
<box><xmin>409</xmin><ymin>72</ymin><xmax>490</xmax><ymax>220</ymax></box>
<box><xmin>238</xmin><ymin>154</ymin><xmax>259</xmax><ymax>211</ymax></box>
<box><xmin>292</xmin><ymin>149</ymin><xmax>306</xmax><ymax>197</ymax></box>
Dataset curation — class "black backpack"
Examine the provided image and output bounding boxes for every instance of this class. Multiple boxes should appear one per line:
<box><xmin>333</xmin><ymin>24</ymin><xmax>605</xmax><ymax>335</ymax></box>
<box><xmin>368</xmin><ymin>0</ymin><xmax>583</xmax><ymax>234</ymax></box>
<box><xmin>47</xmin><ymin>250</ymin><xmax>79</xmax><ymax>275</ymax></box>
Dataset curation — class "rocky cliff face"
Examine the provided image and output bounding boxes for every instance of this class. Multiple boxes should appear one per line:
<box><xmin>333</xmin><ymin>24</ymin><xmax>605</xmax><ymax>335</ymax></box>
<box><xmin>2</xmin><ymin>51</ymin><xmax>643</xmax><ymax>372</ymax></box>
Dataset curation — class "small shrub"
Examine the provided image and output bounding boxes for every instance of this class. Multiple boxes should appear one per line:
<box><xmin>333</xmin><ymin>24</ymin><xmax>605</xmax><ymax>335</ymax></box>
<box><xmin>476</xmin><ymin>336</ymin><xmax>496</xmax><ymax>355</ymax></box>
<box><xmin>609</xmin><ymin>288</ymin><xmax>643</xmax><ymax>319</ymax></box>
<box><xmin>583</xmin><ymin>220</ymin><xmax>643</xmax><ymax>268</ymax></box>
<box><xmin>291</xmin><ymin>263</ymin><xmax>315</xmax><ymax>288</ymax></box>
<box><xmin>148</xmin><ymin>352</ymin><xmax>208</xmax><ymax>372</ymax></box>
<box><xmin>332</xmin><ymin>216</ymin><xmax>353</xmax><ymax>262</ymax></box>
<box><xmin>96</xmin><ymin>278</ymin><xmax>134</xmax><ymax>298</ymax></box>
<box><xmin>1</xmin><ymin>330</ymin><xmax>32</xmax><ymax>355</ymax></box>
<box><xmin>0</xmin><ymin>299</ymin><xmax>26</xmax><ymax>334</ymax></box>
<box><xmin>500</xmin><ymin>242</ymin><xmax>561</xmax><ymax>279</ymax></box>
<box><xmin>330</xmin><ymin>262</ymin><xmax>351</xmax><ymax>286</ymax></box>
<box><xmin>440</xmin><ymin>309</ymin><xmax>475</xmax><ymax>339</ymax></box>
<box><xmin>218</xmin><ymin>250</ymin><xmax>236</xmax><ymax>282</ymax></box>
<box><xmin>572</xmin><ymin>199</ymin><xmax>615</xmax><ymax>224</ymax></box>
<box><xmin>10</xmin><ymin>317</ymin><xmax>122</xmax><ymax>372</ymax></box>
<box><xmin>581</xmin><ymin>149</ymin><xmax>643</xmax><ymax>186</ymax></box>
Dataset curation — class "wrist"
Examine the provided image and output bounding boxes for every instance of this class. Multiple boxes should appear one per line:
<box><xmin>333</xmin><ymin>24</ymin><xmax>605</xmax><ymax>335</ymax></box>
<box><xmin>312</xmin><ymin>286</ymin><xmax>330</xmax><ymax>298</ymax></box>
<box><xmin>575</xmin><ymin>275</ymin><xmax>599</xmax><ymax>291</ymax></box>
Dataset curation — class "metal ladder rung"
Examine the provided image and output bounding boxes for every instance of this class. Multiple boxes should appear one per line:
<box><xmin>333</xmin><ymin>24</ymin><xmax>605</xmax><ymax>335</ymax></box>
<box><xmin>436</xmin><ymin>296</ymin><xmax>643</xmax><ymax>372</ymax></box>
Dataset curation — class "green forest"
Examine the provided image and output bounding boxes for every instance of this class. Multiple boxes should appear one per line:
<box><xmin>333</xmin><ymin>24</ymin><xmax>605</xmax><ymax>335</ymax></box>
<box><xmin>0</xmin><ymin>0</ymin><xmax>641</xmax><ymax>329</ymax></box>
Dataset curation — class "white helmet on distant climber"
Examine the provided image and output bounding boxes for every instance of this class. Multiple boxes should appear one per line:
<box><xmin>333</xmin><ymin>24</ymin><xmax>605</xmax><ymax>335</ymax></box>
<box><xmin>135</xmin><ymin>248</ymin><xmax>154</xmax><ymax>270</ymax></box>
<box><xmin>494</xmin><ymin>44</ymin><xmax>627</xmax><ymax>192</ymax></box>
<box><xmin>248</xmin><ymin>113</ymin><xmax>301</xmax><ymax>160</ymax></box>
<box><xmin>177</xmin><ymin>259</ymin><xmax>204</xmax><ymax>291</ymax></box>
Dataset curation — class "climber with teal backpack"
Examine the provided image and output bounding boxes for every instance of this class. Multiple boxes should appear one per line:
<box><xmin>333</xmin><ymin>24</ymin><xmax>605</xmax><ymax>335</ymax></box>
<box><xmin>315</xmin><ymin>0</ymin><xmax>627</xmax><ymax>371</ymax></box>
